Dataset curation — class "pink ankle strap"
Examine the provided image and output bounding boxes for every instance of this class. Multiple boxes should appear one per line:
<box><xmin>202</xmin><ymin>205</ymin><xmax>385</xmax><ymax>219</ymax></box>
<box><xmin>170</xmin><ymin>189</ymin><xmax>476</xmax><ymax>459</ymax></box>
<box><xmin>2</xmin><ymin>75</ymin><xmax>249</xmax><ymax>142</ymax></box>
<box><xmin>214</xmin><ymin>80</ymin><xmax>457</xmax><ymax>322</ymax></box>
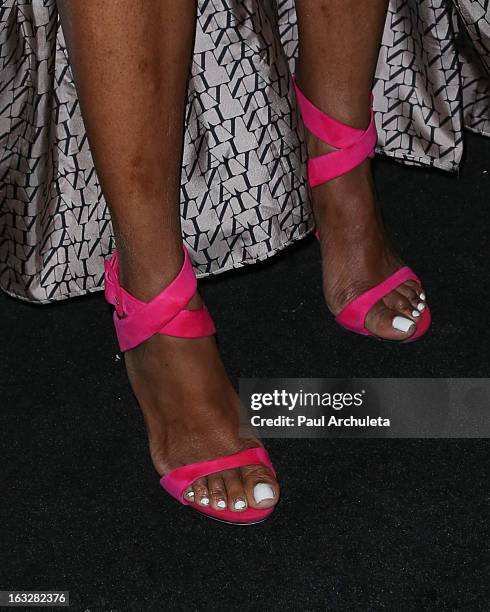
<box><xmin>293</xmin><ymin>76</ymin><xmax>377</xmax><ymax>187</ymax></box>
<box><xmin>104</xmin><ymin>246</ymin><xmax>215</xmax><ymax>351</ymax></box>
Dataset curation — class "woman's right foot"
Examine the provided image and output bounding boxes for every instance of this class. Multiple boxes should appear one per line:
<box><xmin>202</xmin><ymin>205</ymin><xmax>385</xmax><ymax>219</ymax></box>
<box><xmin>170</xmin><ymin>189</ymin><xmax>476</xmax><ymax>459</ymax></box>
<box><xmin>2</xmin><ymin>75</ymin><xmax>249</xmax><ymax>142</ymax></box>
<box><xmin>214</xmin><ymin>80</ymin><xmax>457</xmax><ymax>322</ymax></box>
<box><xmin>123</xmin><ymin>293</ymin><xmax>279</xmax><ymax>514</ymax></box>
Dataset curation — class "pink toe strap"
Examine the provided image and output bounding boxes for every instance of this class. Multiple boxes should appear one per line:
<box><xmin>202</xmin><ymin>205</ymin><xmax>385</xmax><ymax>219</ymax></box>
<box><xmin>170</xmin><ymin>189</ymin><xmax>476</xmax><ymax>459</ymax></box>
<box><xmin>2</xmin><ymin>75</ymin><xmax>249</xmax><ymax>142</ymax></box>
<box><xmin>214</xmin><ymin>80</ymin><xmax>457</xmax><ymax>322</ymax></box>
<box><xmin>335</xmin><ymin>267</ymin><xmax>421</xmax><ymax>335</ymax></box>
<box><xmin>160</xmin><ymin>447</ymin><xmax>275</xmax><ymax>504</ymax></box>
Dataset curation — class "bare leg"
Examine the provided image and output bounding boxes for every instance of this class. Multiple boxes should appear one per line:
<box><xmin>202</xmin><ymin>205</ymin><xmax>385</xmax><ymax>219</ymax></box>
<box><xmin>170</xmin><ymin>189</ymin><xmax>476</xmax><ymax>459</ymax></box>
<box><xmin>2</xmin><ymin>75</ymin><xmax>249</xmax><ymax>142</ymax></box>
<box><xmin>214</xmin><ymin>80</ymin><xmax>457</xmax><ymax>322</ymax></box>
<box><xmin>296</xmin><ymin>1</ymin><xmax>427</xmax><ymax>340</ymax></box>
<box><xmin>58</xmin><ymin>1</ymin><xmax>278</xmax><ymax>512</ymax></box>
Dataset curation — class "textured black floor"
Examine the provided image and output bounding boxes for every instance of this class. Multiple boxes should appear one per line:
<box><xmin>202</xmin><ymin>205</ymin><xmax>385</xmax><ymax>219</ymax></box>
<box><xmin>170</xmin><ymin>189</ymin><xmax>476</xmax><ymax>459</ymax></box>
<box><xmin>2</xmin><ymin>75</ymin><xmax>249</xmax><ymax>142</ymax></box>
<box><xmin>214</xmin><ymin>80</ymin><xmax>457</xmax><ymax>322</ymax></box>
<box><xmin>1</xmin><ymin>133</ymin><xmax>489</xmax><ymax>611</ymax></box>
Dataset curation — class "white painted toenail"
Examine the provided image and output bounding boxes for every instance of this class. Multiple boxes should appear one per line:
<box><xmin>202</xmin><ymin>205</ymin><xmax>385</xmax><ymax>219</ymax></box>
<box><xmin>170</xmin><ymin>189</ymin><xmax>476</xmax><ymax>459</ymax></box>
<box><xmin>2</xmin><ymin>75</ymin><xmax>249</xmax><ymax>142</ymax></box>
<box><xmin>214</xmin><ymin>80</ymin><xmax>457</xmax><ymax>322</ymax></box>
<box><xmin>200</xmin><ymin>497</ymin><xmax>210</xmax><ymax>506</ymax></box>
<box><xmin>254</xmin><ymin>483</ymin><xmax>275</xmax><ymax>504</ymax></box>
<box><xmin>392</xmin><ymin>316</ymin><xmax>415</xmax><ymax>333</ymax></box>
<box><xmin>186</xmin><ymin>491</ymin><xmax>194</xmax><ymax>499</ymax></box>
<box><xmin>234</xmin><ymin>499</ymin><xmax>247</xmax><ymax>510</ymax></box>
<box><xmin>412</xmin><ymin>310</ymin><xmax>420</xmax><ymax>318</ymax></box>
<box><xmin>420</xmin><ymin>293</ymin><xmax>426</xmax><ymax>301</ymax></box>
<box><xmin>217</xmin><ymin>500</ymin><xmax>226</xmax><ymax>509</ymax></box>
<box><xmin>417</xmin><ymin>302</ymin><xmax>425</xmax><ymax>312</ymax></box>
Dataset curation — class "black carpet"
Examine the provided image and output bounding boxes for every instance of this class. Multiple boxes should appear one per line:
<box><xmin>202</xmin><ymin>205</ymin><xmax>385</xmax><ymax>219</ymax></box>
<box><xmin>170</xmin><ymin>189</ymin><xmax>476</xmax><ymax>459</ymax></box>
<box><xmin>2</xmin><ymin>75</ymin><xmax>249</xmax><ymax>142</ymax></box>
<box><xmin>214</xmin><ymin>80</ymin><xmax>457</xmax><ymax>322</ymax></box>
<box><xmin>1</xmin><ymin>133</ymin><xmax>489</xmax><ymax>611</ymax></box>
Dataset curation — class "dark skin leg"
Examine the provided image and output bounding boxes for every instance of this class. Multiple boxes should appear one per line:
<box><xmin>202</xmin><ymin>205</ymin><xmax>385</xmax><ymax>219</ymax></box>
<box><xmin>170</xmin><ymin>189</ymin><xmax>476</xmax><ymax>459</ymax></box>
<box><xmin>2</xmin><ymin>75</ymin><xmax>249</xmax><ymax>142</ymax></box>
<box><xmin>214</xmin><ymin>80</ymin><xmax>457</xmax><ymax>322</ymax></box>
<box><xmin>57</xmin><ymin>0</ymin><xmax>278</xmax><ymax>512</ymax></box>
<box><xmin>296</xmin><ymin>0</ymin><xmax>427</xmax><ymax>340</ymax></box>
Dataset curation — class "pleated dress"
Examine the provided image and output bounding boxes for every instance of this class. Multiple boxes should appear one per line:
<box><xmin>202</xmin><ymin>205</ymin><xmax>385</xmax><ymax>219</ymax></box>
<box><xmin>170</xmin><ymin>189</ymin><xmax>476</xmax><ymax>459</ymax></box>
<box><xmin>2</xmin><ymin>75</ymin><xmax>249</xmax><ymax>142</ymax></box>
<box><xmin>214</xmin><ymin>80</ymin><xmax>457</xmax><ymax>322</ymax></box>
<box><xmin>1</xmin><ymin>0</ymin><xmax>489</xmax><ymax>302</ymax></box>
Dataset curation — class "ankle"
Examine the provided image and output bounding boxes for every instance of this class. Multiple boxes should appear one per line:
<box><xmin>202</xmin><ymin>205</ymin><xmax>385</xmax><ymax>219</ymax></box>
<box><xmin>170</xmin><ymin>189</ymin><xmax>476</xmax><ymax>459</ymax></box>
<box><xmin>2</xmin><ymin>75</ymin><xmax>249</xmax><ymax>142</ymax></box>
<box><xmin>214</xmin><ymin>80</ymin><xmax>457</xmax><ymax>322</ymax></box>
<box><xmin>306</xmin><ymin>133</ymin><xmax>336</xmax><ymax>158</ymax></box>
<box><xmin>312</xmin><ymin>161</ymin><xmax>375</xmax><ymax>209</ymax></box>
<box><xmin>117</xmin><ymin>248</ymin><xmax>185</xmax><ymax>301</ymax></box>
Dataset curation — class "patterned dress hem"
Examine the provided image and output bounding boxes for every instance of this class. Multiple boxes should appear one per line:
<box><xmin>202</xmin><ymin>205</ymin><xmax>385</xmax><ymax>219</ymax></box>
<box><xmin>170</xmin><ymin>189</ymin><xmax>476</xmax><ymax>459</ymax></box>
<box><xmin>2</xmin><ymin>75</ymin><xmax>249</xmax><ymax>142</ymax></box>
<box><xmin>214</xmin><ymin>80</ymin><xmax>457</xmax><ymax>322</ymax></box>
<box><xmin>0</xmin><ymin>226</ymin><xmax>316</xmax><ymax>305</ymax></box>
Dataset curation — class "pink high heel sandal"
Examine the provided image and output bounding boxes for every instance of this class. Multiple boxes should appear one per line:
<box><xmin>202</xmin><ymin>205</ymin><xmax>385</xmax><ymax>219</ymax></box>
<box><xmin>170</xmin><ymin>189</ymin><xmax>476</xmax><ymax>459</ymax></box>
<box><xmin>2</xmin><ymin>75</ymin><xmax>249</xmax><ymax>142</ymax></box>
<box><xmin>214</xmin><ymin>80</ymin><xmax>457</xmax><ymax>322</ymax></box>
<box><xmin>294</xmin><ymin>77</ymin><xmax>431</xmax><ymax>341</ymax></box>
<box><xmin>104</xmin><ymin>246</ymin><xmax>277</xmax><ymax>524</ymax></box>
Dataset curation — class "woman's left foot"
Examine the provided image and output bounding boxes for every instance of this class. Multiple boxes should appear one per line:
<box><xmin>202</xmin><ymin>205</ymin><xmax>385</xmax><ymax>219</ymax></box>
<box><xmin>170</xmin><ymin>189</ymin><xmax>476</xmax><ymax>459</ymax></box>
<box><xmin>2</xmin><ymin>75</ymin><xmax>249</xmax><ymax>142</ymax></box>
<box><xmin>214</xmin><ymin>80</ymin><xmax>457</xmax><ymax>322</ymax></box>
<box><xmin>310</xmin><ymin>146</ymin><xmax>427</xmax><ymax>341</ymax></box>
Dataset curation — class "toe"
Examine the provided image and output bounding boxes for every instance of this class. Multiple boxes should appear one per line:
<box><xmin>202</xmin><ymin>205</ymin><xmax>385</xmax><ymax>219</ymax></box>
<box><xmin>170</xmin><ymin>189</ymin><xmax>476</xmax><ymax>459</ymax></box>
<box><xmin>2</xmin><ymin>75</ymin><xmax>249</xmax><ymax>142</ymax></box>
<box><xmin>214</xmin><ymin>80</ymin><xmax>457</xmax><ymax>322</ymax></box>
<box><xmin>406</xmin><ymin>280</ymin><xmax>427</xmax><ymax>304</ymax></box>
<box><xmin>396</xmin><ymin>283</ymin><xmax>421</xmax><ymax>310</ymax></box>
<box><xmin>191</xmin><ymin>477</ymin><xmax>210</xmax><ymax>507</ymax></box>
<box><xmin>221</xmin><ymin>469</ymin><xmax>248</xmax><ymax>512</ymax></box>
<box><xmin>207</xmin><ymin>472</ymin><xmax>227</xmax><ymax>511</ymax></box>
<box><xmin>382</xmin><ymin>289</ymin><xmax>418</xmax><ymax>322</ymax></box>
<box><xmin>184</xmin><ymin>487</ymin><xmax>195</xmax><ymax>503</ymax></box>
<box><xmin>382</xmin><ymin>288</ymin><xmax>425</xmax><ymax>325</ymax></box>
<box><xmin>365</xmin><ymin>300</ymin><xmax>417</xmax><ymax>340</ymax></box>
<box><xmin>241</xmin><ymin>464</ymin><xmax>279</xmax><ymax>509</ymax></box>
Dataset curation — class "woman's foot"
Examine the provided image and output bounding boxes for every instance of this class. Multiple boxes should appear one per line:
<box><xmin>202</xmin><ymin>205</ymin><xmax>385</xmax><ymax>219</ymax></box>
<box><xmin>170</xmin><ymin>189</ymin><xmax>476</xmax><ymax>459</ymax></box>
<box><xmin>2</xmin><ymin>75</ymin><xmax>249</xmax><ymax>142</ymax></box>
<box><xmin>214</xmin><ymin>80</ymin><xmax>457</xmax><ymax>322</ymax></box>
<box><xmin>309</xmin><ymin>136</ymin><xmax>427</xmax><ymax>340</ymax></box>
<box><xmin>124</xmin><ymin>293</ymin><xmax>279</xmax><ymax>513</ymax></box>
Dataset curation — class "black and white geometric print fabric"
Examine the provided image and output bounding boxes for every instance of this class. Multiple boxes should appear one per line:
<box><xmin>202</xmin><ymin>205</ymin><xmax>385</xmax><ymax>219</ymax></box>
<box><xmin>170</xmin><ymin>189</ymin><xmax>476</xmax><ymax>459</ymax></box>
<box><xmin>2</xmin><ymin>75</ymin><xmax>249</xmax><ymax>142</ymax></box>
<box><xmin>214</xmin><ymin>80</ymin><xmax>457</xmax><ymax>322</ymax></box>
<box><xmin>1</xmin><ymin>0</ymin><xmax>489</xmax><ymax>303</ymax></box>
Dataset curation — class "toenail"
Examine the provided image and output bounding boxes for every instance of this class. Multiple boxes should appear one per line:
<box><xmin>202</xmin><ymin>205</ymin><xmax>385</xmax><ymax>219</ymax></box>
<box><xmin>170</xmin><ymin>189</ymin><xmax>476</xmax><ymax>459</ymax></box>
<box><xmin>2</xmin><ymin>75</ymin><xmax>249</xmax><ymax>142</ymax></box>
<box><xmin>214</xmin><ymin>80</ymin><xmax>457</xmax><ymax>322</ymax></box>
<box><xmin>412</xmin><ymin>309</ymin><xmax>420</xmax><ymax>318</ymax></box>
<box><xmin>234</xmin><ymin>499</ymin><xmax>247</xmax><ymax>510</ymax></box>
<box><xmin>417</xmin><ymin>302</ymin><xmax>425</xmax><ymax>312</ymax></box>
<box><xmin>420</xmin><ymin>293</ymin><xmax>426</xmax><ymax>301</ymax></box>
<box><xmin>253</xmin><ymin>483</ymin><xmax>275</xmax><ymax>504</ymax></box>
<box><xmin>186</xmin><ymin>491</ymin><xmax>195</xmax><ymax>499</ymax></box>
<box><xmin>392</xmin><ymin>316</ymin><xmax>415</xmax><ymax>333</ymax></box>
<box><xmin>200</xmin><ymin>497</ymin><xmax>210</xmax><ymax>506</ymax></box>
<box><xmin>217</xmin><ymin>500</ymin><xmax>226</xmax><ymax>509</ymax></box>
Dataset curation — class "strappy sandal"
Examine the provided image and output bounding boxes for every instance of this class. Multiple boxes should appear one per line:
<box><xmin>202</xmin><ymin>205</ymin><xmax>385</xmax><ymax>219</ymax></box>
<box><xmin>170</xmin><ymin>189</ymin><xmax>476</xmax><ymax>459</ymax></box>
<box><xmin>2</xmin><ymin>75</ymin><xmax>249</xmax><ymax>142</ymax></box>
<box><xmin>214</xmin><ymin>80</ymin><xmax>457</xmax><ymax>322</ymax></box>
<box><xmin>104</xmin><ymin>246</ymin><xmax>277</xmax><ymax>523</ymax></box>
<box><xmin>294</xmin><ymin>77</ymin><xmax>431</xmax><ymax>341</ymax></box>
